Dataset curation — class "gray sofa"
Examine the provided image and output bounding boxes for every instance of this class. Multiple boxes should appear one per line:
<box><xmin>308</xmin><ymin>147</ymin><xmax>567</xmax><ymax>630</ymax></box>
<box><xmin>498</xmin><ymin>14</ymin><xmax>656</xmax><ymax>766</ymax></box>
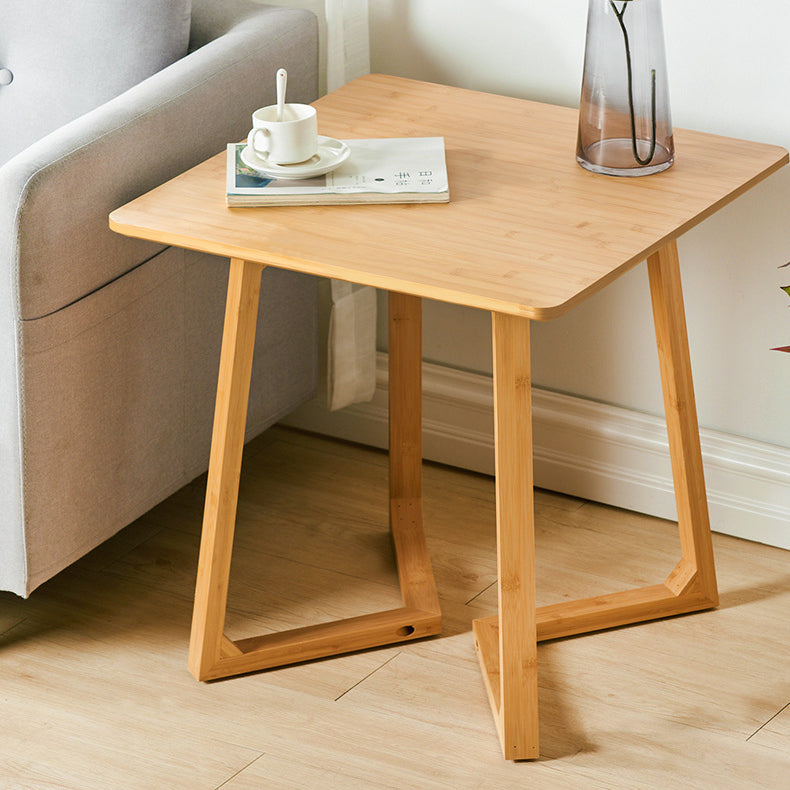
<box><xmin>0</xmin><ymin>1</ymin><xmax>320</xmax><ymax>596</ymax></box>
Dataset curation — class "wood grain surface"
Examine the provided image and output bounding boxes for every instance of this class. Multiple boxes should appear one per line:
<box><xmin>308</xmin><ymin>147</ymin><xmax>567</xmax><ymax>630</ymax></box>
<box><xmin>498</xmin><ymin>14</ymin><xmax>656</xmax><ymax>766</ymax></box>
<box><xmin>110</xmin><ymin>75</ymin><xmax>788</xmax><ymax>320</ymax></box>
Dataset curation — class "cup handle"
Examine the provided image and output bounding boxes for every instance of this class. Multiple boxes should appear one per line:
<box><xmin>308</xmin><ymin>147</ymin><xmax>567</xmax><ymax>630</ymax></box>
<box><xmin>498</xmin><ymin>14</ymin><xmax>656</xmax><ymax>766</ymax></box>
<box><xmin>247</xmin><ymin>128</ymin><xmax>270</xmax><ymax>158</ymax></box>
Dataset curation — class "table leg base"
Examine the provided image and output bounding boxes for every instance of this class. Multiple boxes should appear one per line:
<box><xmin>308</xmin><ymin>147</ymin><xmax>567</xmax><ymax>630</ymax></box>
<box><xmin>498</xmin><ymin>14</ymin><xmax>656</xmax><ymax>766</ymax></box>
<box><xmin>189</xmin><ymin>494</ymin><xmax>441</xmax><ymax>682</ymax></box>
<box><xmin>199</xmin><ymin>606</ymin><xmax>441</xmax><ymax>681</ymax></box>
<box><xmin>474</xmin><ymin>564</ymin><xmax>717</xmax><ymax>759</ymax></box>
<box><xmin>473</xmin><ymin>618</ymin><xmax>519</xmax><ymax>757</ymax></box>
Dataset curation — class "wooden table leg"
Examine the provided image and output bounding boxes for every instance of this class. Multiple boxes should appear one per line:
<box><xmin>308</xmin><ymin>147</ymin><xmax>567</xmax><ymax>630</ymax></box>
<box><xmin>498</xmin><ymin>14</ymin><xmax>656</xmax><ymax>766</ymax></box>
<box><xmin>474</xmin><ymin>311</ymin><xmax>539</xmax><ymax>760</ymax></box>
<box><xmin>647</xmin><ymin>240</ymin><xmax>718</xmax><ymax>603</ymax></box>
<box><xmin>389</xmin><ymin>292</ymin><xmax>442</xmax><ymax>617</ymax></box>
<box><xmin>189</xmin><ymin>258</ymin><xmax>265</xmax><ymax>680</ymax></box>
<box><xmin>188</xmin><ymin>280</ymin><xmax>440</xmax><ymax>682</ymax></box>
<box><xmin>473</xmin><ymin>242</ymin><xmax>718</xmax><ymax>759</ymax></box>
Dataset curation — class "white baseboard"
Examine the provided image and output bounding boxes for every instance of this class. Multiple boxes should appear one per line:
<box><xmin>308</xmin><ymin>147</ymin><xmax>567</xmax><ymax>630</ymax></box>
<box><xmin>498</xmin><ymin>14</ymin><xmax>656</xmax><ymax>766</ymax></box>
<box><xmin>282</xmin><ymin>353</ymin><xmax>790</xmax><ymax>551</ymax></box>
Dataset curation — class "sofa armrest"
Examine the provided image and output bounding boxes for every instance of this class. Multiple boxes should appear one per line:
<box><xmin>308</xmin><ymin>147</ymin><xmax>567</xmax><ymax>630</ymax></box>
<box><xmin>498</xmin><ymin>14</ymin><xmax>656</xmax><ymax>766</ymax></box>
<box><xmin>0</xmin><ymin>3</ymin><xmax>318</xmax><ymax>320</ymax></box>
<box><xmin>190</xmin><ymin>0</ymin><xmax>287</xmax><ymax>49</ymax></box>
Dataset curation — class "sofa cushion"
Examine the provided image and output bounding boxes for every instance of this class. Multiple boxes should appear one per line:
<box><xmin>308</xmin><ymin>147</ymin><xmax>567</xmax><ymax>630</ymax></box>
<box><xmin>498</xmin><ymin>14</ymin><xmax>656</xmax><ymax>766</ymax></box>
<box><xmin>0</xmin><ymin>0</ymin><xmax>192</xmax><ymax>165</ymax></box>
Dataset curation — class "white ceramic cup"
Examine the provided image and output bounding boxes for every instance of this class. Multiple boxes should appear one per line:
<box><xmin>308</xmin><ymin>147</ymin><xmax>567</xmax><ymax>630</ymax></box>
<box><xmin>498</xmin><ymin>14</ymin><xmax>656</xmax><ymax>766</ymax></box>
<box><xmin>247</xmin><ymin>103</ymin><xmax>318</xmax><ymax>165</ymax></box>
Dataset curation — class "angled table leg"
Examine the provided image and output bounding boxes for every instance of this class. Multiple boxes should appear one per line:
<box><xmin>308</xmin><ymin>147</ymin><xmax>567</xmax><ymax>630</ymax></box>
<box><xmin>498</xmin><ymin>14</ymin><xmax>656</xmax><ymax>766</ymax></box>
<box><xmin>188</xmin><ymin>276</ymin><xmax>440</xmax><ymax>682</ymax></box>
<box><xmin>189</xmin><ymin>257</ymin><xmax>265</xmax><ymax>680</ymax></box>
<box><xmin>474</xmin><ymin>241</ymin><xmax>718</xmax><ymax>760</ymax></box>
<box><xmin>647</xmin><ymin>240</ymin><xmax>718</xmax><ymax>604</ymax></box>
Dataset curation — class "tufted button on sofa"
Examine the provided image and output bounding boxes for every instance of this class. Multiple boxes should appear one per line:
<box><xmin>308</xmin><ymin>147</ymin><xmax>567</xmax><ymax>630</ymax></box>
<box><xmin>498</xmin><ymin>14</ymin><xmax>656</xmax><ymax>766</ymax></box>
<box><xmin>0</xmin><ymin>1</ymin><xmax>320</xmax><ymax>596</ymax></box>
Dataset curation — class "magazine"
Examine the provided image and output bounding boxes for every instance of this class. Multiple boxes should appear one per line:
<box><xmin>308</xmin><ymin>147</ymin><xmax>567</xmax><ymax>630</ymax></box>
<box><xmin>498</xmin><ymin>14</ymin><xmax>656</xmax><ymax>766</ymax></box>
<box><xmin>226</xmin><ymin>137</ymin><xmax>449</xmax><ymax>207</ymax></box>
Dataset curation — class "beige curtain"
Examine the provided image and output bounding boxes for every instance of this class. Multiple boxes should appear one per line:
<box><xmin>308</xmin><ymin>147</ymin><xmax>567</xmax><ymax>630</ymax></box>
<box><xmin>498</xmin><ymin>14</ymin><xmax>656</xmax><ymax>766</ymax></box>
<box><xmin>324</xmin><ymin>0</ymin><xmax>377</xmax><ymax>410</ymax></box>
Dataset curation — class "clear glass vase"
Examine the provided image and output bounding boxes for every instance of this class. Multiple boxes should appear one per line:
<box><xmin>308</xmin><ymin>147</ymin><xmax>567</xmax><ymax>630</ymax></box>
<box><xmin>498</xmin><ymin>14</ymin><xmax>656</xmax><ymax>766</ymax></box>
<box><xmin>576</xmin><ymin>0</ymin><xmax>674</xmax><ymax>176</ymax></box>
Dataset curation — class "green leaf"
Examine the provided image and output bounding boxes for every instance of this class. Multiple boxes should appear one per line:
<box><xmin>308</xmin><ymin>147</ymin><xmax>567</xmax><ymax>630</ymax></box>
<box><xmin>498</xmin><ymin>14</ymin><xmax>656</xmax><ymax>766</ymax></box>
<box><xmin>771</xmin><ymin>345</ymin><xmax>790</xmax><ymax>353</ymax></box>
<box><xmin>782</xmin><ymin>285</ymin><xmax>790</xmax><ymax>299</ymax></box>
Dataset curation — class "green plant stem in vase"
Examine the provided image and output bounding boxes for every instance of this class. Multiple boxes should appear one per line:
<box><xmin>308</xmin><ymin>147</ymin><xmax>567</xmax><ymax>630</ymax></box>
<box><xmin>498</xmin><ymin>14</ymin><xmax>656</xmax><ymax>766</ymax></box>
<box><xmin>577</xmin><ymin>0</ymin><xmax>674</xmax><ymax>176</ymax></box>
<box><xmin>610</xmin><ymin>1</ymin><xmax>657</xmax><ymax>166</ymax></box>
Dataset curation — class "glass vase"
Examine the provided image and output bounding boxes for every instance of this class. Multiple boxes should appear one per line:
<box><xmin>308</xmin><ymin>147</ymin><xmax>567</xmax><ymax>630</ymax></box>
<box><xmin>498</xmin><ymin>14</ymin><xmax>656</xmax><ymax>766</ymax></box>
<box><xmin>576</xmin><ymin>0</ymin><xmax>674</xmax><ymax>176</ymax></box>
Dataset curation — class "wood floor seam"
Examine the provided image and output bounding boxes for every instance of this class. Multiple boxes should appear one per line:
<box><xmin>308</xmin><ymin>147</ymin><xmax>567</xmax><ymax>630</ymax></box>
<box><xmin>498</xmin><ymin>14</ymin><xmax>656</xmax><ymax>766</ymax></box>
<box><xmin>334</xmin><ymin>652</ymin><xmax>402</xmax><ymax>702</ymax></box>
<box><xmin>465</xmin><ymin>580</ymin><xmax>496</xmax><ymax>606</ymax></box>
<box><xmin>0</xmin><ymin>616</ymin><xmax>28</xmax><ymax>640</ymax></box>
<box><xmin>745</xmin><ymin>701</ymin><xmax>790</xmax><ymax>742</ymax></box>
<box><xmin>214</xmin><ymin>751</ymin><xmax>266</xmax><ymax>790</ymax></box>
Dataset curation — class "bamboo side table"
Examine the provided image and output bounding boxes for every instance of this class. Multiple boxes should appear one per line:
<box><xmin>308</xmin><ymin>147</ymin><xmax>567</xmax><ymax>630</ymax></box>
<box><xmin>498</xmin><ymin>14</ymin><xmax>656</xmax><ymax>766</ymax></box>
<box><xmin>110</xmin><ymin>75</ymin><xmax>788</xmax><ymax>760</ymax></box>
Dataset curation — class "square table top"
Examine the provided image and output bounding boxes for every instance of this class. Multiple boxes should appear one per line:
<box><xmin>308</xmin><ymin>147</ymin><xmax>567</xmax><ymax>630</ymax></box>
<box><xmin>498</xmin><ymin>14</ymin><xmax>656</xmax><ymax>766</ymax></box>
<box><xmin>110</xmin><ymin>74</ymin><xmax>788</xmax><ymax>321</ymax></box>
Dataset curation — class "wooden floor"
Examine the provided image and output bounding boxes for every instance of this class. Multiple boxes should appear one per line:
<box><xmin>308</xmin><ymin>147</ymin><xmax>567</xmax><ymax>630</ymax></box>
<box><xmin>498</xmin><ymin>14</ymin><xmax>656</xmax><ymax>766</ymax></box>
<box><xmin>1</xmin><ymin>427</ymin><xmax>788</xmax><ymax>789</ymax></box>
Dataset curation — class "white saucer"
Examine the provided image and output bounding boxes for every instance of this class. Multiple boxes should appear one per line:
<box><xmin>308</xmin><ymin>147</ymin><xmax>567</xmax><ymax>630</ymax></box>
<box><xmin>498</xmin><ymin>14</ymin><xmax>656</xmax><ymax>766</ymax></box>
<box><xmin>240</xmin><ymin>136</ymin><xmax>350</xmax><ymax>179</ymax></box>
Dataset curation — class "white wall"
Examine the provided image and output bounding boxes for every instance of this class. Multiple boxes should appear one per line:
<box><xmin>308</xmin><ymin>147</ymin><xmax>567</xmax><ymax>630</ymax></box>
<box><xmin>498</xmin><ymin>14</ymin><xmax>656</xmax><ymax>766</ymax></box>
<box><xmin>367</xmin><ymin>0</ymin><xmax>790</xmax><ymax>449</ymax></box>
<box><xmin>261</xmin><ymin>0</ymin><xmax>370</xmax><ymax>93</ymax></box>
